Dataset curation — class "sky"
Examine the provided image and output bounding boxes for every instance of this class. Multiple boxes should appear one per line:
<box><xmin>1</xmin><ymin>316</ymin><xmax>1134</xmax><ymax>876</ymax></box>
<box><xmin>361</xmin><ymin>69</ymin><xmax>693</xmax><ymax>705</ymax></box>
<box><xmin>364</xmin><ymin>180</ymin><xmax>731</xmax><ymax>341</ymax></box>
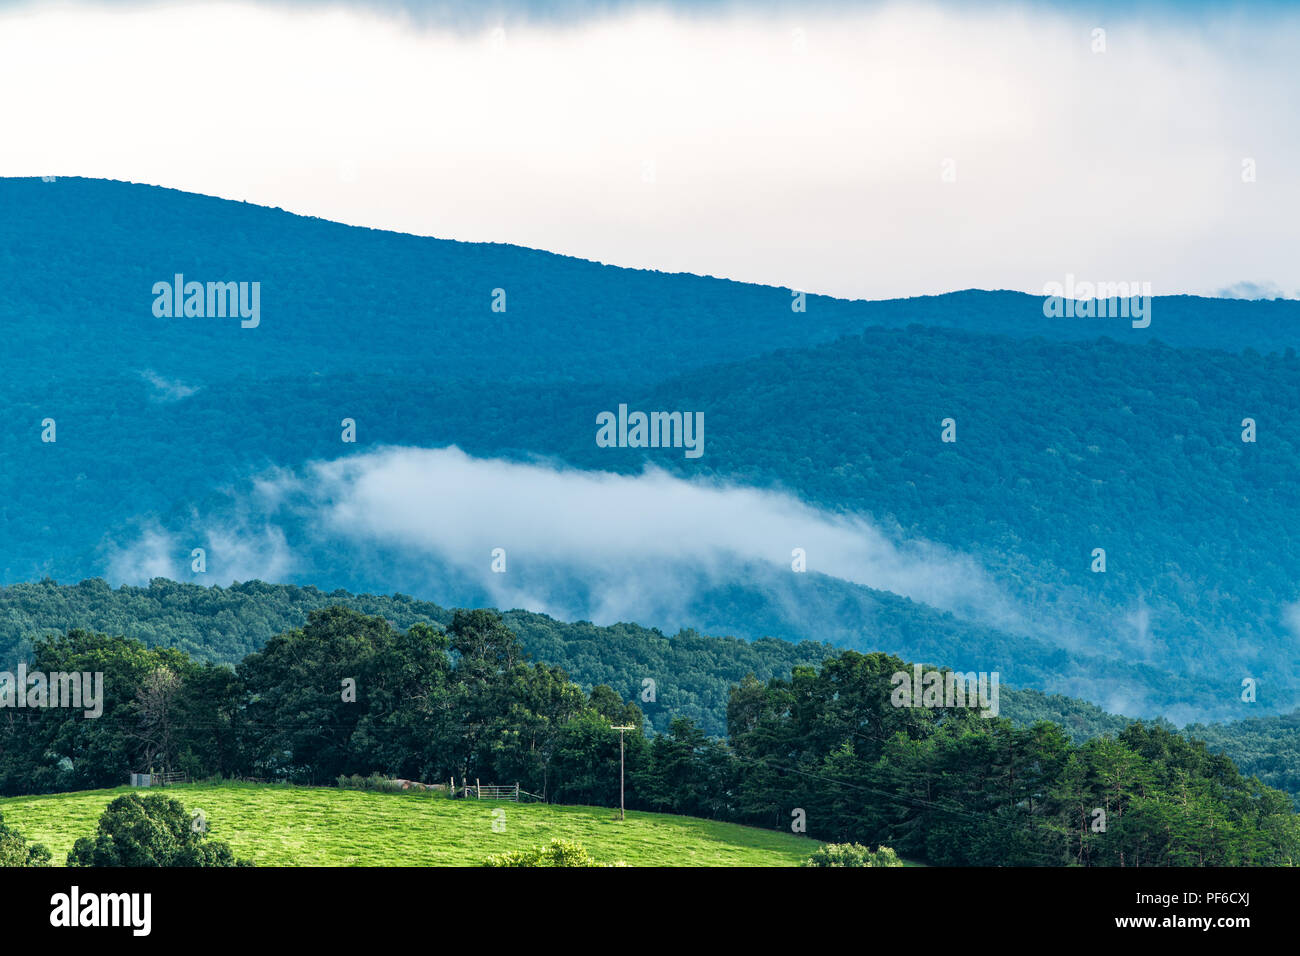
<box><xmin>0</xmin><ymin>0</ymin><xmax>1294</xmax><ymax>299</ymax></box>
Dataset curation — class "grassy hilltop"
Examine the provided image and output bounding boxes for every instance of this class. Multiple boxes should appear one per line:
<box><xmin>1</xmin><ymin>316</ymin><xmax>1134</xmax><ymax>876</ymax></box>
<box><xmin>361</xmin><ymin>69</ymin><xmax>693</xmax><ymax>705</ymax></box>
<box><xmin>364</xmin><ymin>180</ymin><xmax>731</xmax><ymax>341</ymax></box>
<box><xmin>0</xmin><ymin>782</ymin><xmax>823</xmax><ymax>867</ymax></box>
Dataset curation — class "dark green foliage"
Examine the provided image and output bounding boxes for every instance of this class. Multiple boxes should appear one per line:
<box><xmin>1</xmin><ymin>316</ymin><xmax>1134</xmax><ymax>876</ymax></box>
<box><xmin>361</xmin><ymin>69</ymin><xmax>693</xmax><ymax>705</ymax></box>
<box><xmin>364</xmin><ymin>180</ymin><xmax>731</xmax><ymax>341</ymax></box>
<box><xmin>0</xmin><ymin>629</ymin><xmax>204</xmax><ymax>795</ymax></box>
<box><xmin>633</xmin><ymin>717</ymin><xmax>735</xmax><ymax>820</ymax></box>
<box><xmin>67</xmin><ymin>793</ymin><xmax>248</xmax><ymax>867</ymax></box>
<box><xmin>0</xmin><ymin>604</ymin><xmax>1294</xmax><ymax>865</ymax></box>
<box><xmin>0</xmin><ymin>811</ymin><xmax>51</xmax><ymax>866</ymax></box>
<box><xmin>233</xmin><ymin>607</ymin><xmax>633</xmax><ymax>797</ymax></box>
<box><xmin>0</xmin><ymin>578</ymin><xmax>835</xmax><ymax>738</ymax></box>
<box><xmin>1185</xmin><ymin>710</ymin><xmax>1300</xmax><ymax>808</ymax></box>
<box><xmin>725</xmin><ymin>653</ymin><xmax>1300</xmax><ymax>866</ymax></box>
<box><xmin>999</xmin><ymin>688</ymin><xmax>1140</xmax><ymax>742</ymax></box>
<box><xmin>2</xmin><ymin>578</ymin><xmax>1297</xmax><ymax>807</ymax></box>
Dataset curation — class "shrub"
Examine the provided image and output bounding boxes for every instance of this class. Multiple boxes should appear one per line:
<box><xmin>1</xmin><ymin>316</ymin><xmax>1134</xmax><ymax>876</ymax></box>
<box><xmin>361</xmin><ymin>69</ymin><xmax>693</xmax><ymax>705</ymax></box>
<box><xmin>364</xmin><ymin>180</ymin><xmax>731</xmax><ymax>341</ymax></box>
<box><xmin>67</xmin><ymin>793</ymin><xmax>251</xmax><ymax>867</ymax></box>
<box><xmin>802</xmin><ymin>843</ymin><xmax>903</xmax><ymax>867</ymax></box>
<box><xmin>483</xmin><ymin>839</ymin><xmax>603</xmax><ymax>867</ymax></box>
<box><xmin>0</xmin><ymin>811</ymin><xmax>50</xmax><ymax>867</ymax></box>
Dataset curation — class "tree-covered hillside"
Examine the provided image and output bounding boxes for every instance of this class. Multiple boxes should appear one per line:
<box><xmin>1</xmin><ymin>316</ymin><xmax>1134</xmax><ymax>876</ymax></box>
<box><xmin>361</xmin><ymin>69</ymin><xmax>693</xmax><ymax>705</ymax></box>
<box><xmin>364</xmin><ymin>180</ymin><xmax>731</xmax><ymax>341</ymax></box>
<box><xmin>0</xmin><ymin>576</ymin><xmax>1197</xmax><ymax>738</ymax></box>
<box><xmin>4</xmin><ymin>177</ymin><xmax>1294</xmax><ymax>387</ymax></box>
<box><xmin>2</xmin><ymin>178</ymin><xmax>1298</xmax><ymax>729</ymax></box>
<box><xmin>554</xmin><ymin>328</ymin><xmax>1300</xmax><ymax>719</ymax></box>
<box><xmin>1186</xmin><ymin>710</ymin><xmax>1300</xmax><ymax>807</ymax></box>
<box><xmin>0</xmin><ymin>577</ymin><xmax>836</xmax><ymax>736</ymax></box>
<box><xmin>1</xmin><ymin>605</ymin><xmax>1293</xmax><ymax>866</ymax></box>
<box><xmin>1</xmin><ymin>577</ymin><xmax>1297</xmax><ymax>807</ymax></box>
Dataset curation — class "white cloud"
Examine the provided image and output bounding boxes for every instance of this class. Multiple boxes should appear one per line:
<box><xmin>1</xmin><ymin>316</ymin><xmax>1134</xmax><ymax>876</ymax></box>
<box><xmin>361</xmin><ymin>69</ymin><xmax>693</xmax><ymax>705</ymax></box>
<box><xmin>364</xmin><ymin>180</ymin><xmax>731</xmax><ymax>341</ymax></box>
<box><xmin>290</xmin><ymin>445</ymin><xmax>1012</xmax><ymax>620</ymax></box>
<box><xmin>106</xmin><ymin>526</ymin><xmax>184</xmax><ymax>583</ymax></box>
<box><xmin>1124</xmin><ymin>597</ymin><xmax>1153</xmax><ymax>659</ymax></box>
<box><xmin>106</xmin><ymin>519</ymin><xmax>296</xmax><ymax>586</ymax></box>
<box><xmin>1215</xmin><ymin>280</ymin><xmax>1294</xmax><ymax>300</ymax></box>
<box><xmin>139</xmin><ymin>369</ymin><xmax>201</xmax><ymax>402</ymax></box>
<box><xmin>107</xmin><ymin>445</ymin><xmax>1020</xmax><ymax>631</ymax></box>
<box><xmin>1283</xmin><ymin>601</ymin><xmax>1300</xmax><ymax>641</ymax></box>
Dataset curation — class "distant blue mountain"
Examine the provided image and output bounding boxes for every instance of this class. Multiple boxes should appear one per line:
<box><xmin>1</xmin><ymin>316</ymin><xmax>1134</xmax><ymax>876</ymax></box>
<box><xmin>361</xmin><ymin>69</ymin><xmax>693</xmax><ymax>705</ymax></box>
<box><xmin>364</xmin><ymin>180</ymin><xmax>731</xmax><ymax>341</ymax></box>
<box><xmin>3</xmin><ymin>177</ymin><xmax>1296</xmax><ymax>385</ymax></box>
<box><xmin>1</xmin><ymin>177</ymin><xmax>1297</xmax><ymax>723</ymax></box>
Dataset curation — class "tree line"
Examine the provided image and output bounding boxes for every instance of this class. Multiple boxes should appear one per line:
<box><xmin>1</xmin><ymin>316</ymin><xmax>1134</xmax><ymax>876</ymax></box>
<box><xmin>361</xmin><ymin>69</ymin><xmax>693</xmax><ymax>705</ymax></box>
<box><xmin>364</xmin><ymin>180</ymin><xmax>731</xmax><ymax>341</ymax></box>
<box><xmin>0</xmin><ymin>606</ymin><xmax>1294</xmax><ymax>866</ymax></box>
<box><xmin>5</xmin><ymin>577</ymin><xmax>1294</xmax><ymax>810</ymax></box>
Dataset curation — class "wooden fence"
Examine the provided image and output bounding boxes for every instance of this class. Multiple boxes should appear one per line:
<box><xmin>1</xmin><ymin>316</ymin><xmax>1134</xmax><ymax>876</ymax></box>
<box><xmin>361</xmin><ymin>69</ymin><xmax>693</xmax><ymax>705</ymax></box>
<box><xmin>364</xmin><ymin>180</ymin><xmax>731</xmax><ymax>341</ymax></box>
<box><xmin>449</xmin><ymin>778</ymin><xmax>540</xmax><ymax>802</ymax></box>
<box><xmin>129</xmin><ymin>771</ymin><xmax>188</xmax><ymax>787</ymax></box>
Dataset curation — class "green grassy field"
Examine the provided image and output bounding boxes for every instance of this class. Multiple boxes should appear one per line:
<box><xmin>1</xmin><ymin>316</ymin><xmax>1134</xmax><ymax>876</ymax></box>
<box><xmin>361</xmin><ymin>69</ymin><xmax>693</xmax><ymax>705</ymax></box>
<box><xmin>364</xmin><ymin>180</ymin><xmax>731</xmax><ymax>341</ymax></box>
<box><xmin>0</xmin><ymin>783</ymin><xmax>823</xmax><ymax>866</ymax></box>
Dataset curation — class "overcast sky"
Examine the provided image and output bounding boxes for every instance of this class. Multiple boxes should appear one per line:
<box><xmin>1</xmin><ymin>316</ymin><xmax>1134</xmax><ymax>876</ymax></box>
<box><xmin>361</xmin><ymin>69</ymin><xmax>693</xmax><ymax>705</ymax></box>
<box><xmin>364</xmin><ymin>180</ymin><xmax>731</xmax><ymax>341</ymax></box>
<box><xmin>1</xmin><ymin>0</ymin><xmax>1294</xmax><ymax>299</ymax></box>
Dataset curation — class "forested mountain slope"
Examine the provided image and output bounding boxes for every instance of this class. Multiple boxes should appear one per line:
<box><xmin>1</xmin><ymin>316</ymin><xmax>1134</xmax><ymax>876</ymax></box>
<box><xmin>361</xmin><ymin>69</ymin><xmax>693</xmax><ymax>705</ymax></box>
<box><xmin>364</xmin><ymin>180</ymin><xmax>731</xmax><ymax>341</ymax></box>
<box><xmin>1</xmin><ymin>577</ymin><xmax>1296</xmax><ymax>805</ymax></box>
<box><xmin>2</xmin><ymin>178</ymin><xmax>1297</xmax><ymax>728</ymax></box>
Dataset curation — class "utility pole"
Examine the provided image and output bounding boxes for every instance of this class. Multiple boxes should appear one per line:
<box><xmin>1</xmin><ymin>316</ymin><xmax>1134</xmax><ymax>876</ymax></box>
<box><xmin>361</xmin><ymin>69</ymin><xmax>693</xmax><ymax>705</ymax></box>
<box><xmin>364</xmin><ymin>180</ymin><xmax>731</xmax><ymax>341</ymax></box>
<box><xmin>611</xmin><ymin>724</ymin><xmax>635</xmax><ymax>821</ymax></box>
